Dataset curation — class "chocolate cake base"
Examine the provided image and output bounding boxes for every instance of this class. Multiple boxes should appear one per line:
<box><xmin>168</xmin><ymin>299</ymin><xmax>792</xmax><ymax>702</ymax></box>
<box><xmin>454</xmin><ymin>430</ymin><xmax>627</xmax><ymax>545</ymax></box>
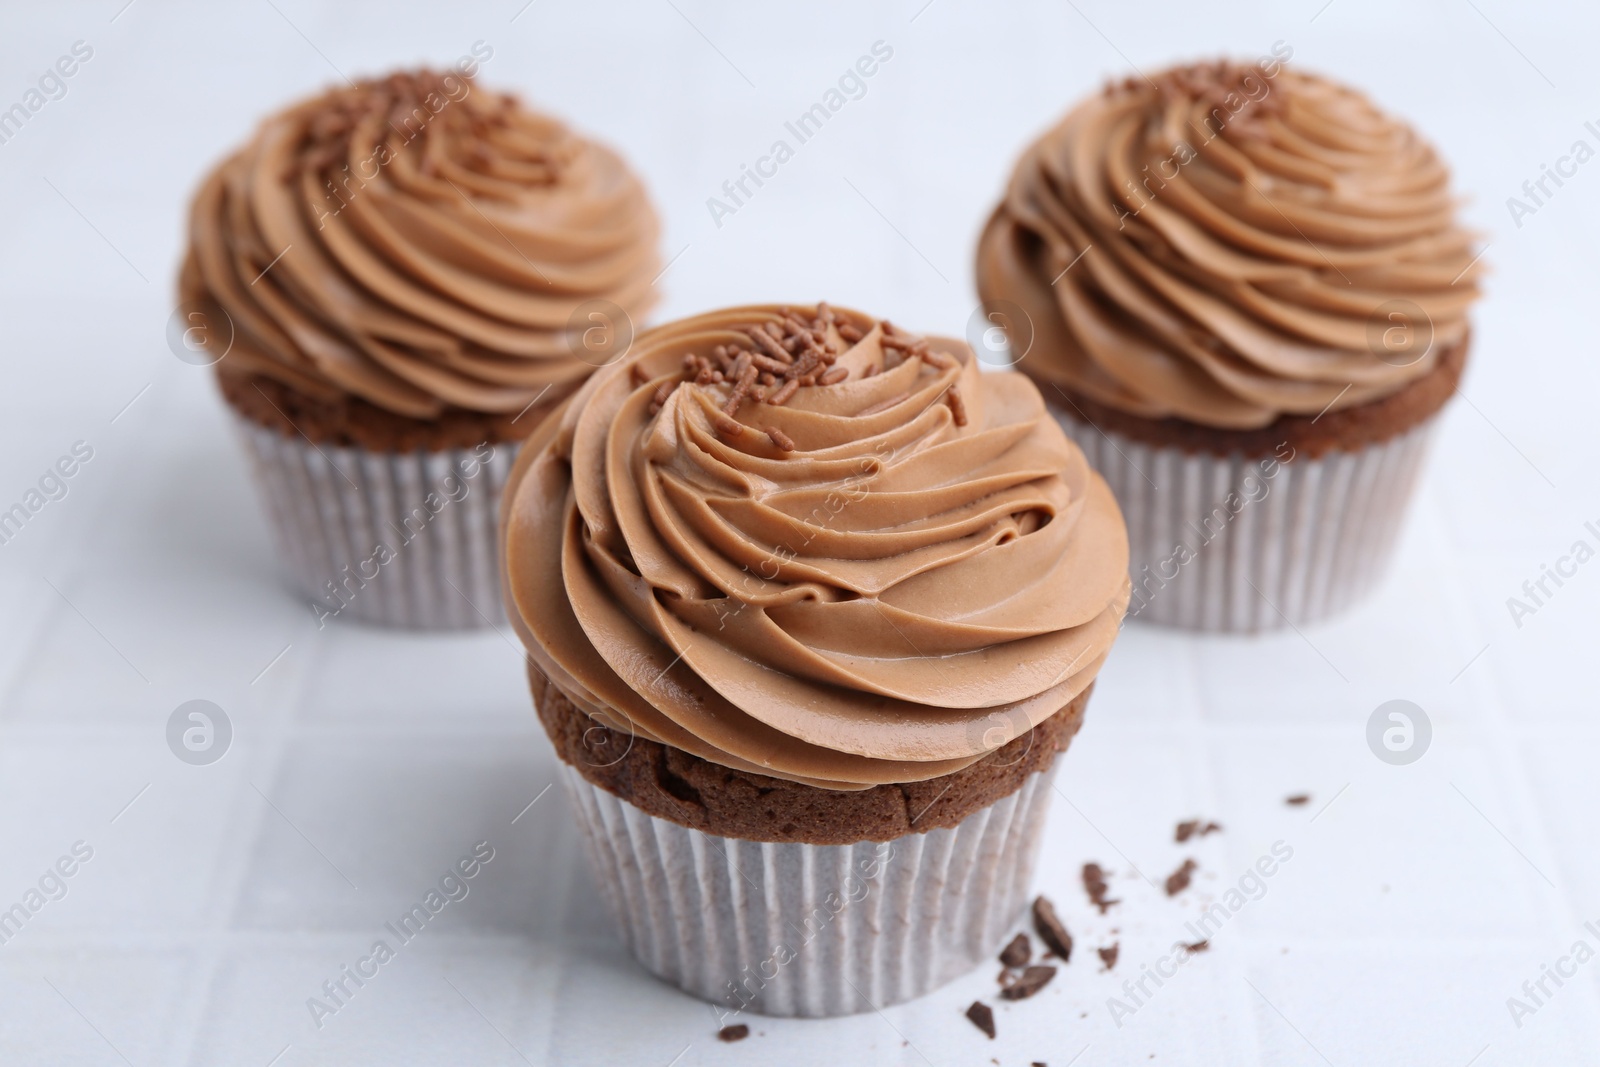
<box><xmin>218</xmin><ymin>372</ymin><xmax>572</xmax><ymax>452</ymax></box>
<box><xmin>530</xmin><ymin>665</ymin><xmax>1088</xmax><ymax>846</ymax></box>
<box><xmin>1037</xmin><ymin>338</ymin><xmax>1467</xmax><ymax>461</ymax></box>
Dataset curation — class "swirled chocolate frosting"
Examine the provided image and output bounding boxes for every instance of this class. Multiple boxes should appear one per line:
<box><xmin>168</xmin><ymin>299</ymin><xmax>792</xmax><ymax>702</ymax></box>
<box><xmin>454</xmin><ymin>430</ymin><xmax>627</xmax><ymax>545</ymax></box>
<box><xmin>502</xmin><ymin>304</ymin><xmax>1130</xmax><ymax>790</ymax></box>
<box><xmin>182</xmin><ymin>70</ymin><xmax>660</xmax><ymax>420</ymax></box>
<box><xmin>977</xmin><ymin>61</ymin><xmax>1482</xmax><ymax>429</ymax></box>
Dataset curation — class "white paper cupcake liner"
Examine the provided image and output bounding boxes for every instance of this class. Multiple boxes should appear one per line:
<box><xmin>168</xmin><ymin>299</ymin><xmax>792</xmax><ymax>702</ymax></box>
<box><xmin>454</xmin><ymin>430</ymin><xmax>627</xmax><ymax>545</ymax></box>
<box><xmin>557</xmin><ymin>760</ymin><xmax>1058</xmax><ymax>1018</ymax></box>
<box><xmin>1050</xmin><ymin>405</ymin><xmax>1435</xmax><ymax>632</ymax></box>
<box><xmin>231</xmin><ymin>414</ymin><xmax>516</xmax><ymax>630</ymax></box>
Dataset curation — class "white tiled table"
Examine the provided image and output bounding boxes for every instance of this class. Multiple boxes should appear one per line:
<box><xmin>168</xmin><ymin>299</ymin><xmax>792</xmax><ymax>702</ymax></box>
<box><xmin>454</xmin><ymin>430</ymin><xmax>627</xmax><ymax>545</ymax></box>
<box><xmin>1</xmin><ymin>1</ymin><xmax>1596</xmax><ymax>1063</ymax></box>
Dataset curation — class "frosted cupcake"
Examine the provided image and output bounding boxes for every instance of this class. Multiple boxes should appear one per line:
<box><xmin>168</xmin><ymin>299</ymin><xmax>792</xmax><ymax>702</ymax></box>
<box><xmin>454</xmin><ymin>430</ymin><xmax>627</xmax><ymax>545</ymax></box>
<box><xmin>181</xmin><ymin>68</ymin><xmax>659</xmax><ymax>628</ymax></box>
<box><xmin>977</xmin><ymin>59</ymin><xmax>1482</xmax><ymax>630</ymax></box>
<box><xmin>501</xmin><ymin>303</ymin><xmax>1129</xmax><ymax>1016</ymax></box>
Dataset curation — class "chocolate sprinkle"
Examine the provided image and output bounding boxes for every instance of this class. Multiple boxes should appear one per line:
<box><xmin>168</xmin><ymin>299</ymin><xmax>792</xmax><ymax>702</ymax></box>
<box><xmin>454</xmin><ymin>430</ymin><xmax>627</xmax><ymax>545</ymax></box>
<box><xmin>766</xmin><ymin>377</ymin><xmax>800</xmax><ymax>406</ymax></box>
<box><xmin>1083</xmin><ymin>862</ymin><xmax>1120</xmax><ymax>914</ymax></box>
<box><xmin>1031</xmin><ymin>895</ymin><xmax>1072</xmax><ymax>962</ymax></box>
<box><xmin>965</xmin><ymin>1000</ymin><xmax>996</xmax><ymax>1039</ymax></box>
<box><xmin>651</xmin><ymin>306</ymin><xmax>961</xmax><ymax>449</ymax></box>
<box><xmin>1184</xmin><ymin>940</ymin><xmax>1210</xmax><ymax>953</ymax></box>
<box><xmin>1165</xmin><ymin>858</ymin><xmax>1198</xmax><ymax>897</ymax></box>
<box><xmin>999</xmin><ymin>965</ymin><xmax>1057</xmax><ymax>1001</ymax></box>
<box><xmin>1286</xmin><ymin>794</ymin><xmax>1310</xmax><ymax>806</ymax></box>
<box><xmin>1098</xmin><ymin>943</ymin><xmax>1120</xmax><ymax>971</ymax></box>
<box><xmin>717</xmin><ymin>1024</ymin><xmax>750</xmax><ymax>1043</ymax></box>
<box><xmin>999</xmin><ymin>932</ymin><xmax>1032</xmax><ymax>969</ymax></box>
<box><xmin>1176</xmin><ymin>819</ymin><xmax>1223</xmax><ymax>843</ymax></box>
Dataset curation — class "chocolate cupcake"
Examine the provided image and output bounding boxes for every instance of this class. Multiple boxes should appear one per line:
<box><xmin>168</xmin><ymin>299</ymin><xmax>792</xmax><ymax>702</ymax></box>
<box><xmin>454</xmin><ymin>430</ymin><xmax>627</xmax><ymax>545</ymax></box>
<box><xmin>501</xmin><ymin>303</ymin><xmax>1129</xmax><ymax>1015</ymax></box>
<box><xmin>181</xmin><ymin>68</ymin><xmax>660</xmax><ymax>628</ymax></box>
<box><xmin>977</xmin><ymin>59</ymin><xmax>1482</xmax><ymax>630</ymax></box>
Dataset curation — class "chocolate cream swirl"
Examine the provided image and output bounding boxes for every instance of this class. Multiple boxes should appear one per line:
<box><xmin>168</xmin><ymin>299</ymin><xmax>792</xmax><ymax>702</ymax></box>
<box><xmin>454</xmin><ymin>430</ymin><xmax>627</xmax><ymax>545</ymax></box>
<box><xmin>977</xmin><ymin>61</ymin><xmax>1482</xmax><ymax>429</ymax></box>
<box><xmin>503</xmin><ymin>304</ymin><xmax>1130</xmax><ymax>790</ymax></box>
<box><xmin>182</xmin><ymin>69</ymin><xmax>660</xmax><ymax>420</ymax></box>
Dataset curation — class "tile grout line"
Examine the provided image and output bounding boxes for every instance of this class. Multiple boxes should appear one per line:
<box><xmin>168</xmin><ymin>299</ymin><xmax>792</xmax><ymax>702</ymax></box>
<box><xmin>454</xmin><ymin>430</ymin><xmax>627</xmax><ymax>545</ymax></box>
<box><xmin>164</xmin><ymin>611</ymin><xmax>325</xmax><ymax>1067</ymax></box>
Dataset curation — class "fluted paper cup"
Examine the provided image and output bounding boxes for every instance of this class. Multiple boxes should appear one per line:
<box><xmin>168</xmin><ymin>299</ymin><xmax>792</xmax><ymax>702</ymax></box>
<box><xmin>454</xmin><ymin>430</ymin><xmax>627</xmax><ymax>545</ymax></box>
<box><xmin>231</xmin><ymin>414</ymin><xmax>516</xmax><ymax>629</ymax></box>
<box><xmin>556</xmin><ymin>760</ymin><xmax>1057</xmax><ymax>1018</ymax></box>
<box><xmin>1049</xmin><ymin>403</ymin><xmax>1435</xmax><ymax>632</ymax></box>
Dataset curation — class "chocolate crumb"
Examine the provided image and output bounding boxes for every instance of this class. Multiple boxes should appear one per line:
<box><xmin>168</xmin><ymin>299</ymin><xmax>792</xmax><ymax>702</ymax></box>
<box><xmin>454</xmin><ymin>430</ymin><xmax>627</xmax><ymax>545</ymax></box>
<box><xmin>1083</xmin><ymin>862</ymin><xmax>1120</xmax><ymax>914</ymax></box>
<box><xmin>1031</xmin><ymin>896</ymin><xmax>1072</xmax><ymax>962</ymax></box>
<box><xmin>1184</xmin><ymin>940</ymin><xmax>1209</xmax><ymax>953</ymax></box>
<box><xmin>965</xmin><ymin>1000</ymin><xmax>996</xmax><ymax>1039</ymax></box>
<box><xmin>1175</xmin><ymin>819</ymin><xmax>1222</xmax><ymax>843</ymax></box>
<box><xmin>1286</xmin><ymin>794</ymin><xmax>1310</xmax><ymax>806</ymax></box>
<box><xmin>1098</xmin><ymin>943</ymin><xmax>1120</xmax><ymax>971</ymax></box>
<box><xmin>1165</xmin><ymin>858</ymin><xmax>1198</xmax><ymax>896</ymax></box>
<box><xmin>765</xmin><ymin>426</ymin><xmax>795</xmax><ymax>452</ymax></box>
<box><xmin>717</xmin><ymin>1024</ymin><xmax>749</xmax><ymax>1042</ymax></box>
<box><xmin>999</xmin><ymin>932</ymin><xmax>1032</xmax><ymax>969</ymax></box>
<box><xmin>999</xmin><ymin>965</ymin><xmax>1056</xmax><ymax>1001</ymax></box>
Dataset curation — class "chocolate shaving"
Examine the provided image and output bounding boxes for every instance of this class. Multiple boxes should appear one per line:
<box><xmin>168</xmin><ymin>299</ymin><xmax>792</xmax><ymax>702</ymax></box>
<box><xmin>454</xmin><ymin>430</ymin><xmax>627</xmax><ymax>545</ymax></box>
<box><xmin>1031</xmin><ymin>896</ymin><xmax>1072</xmax><ymax>962</ymax></box>
<box><xmin>998</xmin><ymin>932</ymin><xmax>1032</xmax><ymax>969</ymax></box>
<box><xmin>965</xmin><ymin>1000</ymin><xmax>996</xmax><ymax>1039</ymax></box>
<box><xmin>717</xmin><ymin>1024</ymin><xmax>749</xmax><ymax>1042</ymax></box>
<box><xmin>1165</xmin><ymin>858</ymin><xmax>1198</xmax><ymax>897</ymax></box>
<box><xmin>1176</xmin><ymin>819</ymin><xmax>1223</xmax><ymax>843</ymax></box>
<box><xmin>1098</xmin><ymin>943</ymin><xmax>1119</xmax><ymax>971</ymax></box>
<box><xmin>999</xmin><ymin>965</ymin><xmax>1056</xmax><ymax>1001</ymax></box>
<box><xmin>1083</xmin><ymin>862</ymin><xmax>1119</xmax><ymax>914</ymax></box>
<box><xmin>765</xmin><ymin>426</ymin><xmax>795</xmax><ymax>452</ymax></box>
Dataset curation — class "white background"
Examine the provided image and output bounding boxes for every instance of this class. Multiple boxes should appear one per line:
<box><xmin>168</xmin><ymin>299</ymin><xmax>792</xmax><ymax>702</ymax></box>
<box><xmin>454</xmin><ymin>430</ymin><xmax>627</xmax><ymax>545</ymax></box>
<box><xmin>0</xmin><ymin>1</ymin><xmax>1596</xmax><ymax>1064</ymax></box>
